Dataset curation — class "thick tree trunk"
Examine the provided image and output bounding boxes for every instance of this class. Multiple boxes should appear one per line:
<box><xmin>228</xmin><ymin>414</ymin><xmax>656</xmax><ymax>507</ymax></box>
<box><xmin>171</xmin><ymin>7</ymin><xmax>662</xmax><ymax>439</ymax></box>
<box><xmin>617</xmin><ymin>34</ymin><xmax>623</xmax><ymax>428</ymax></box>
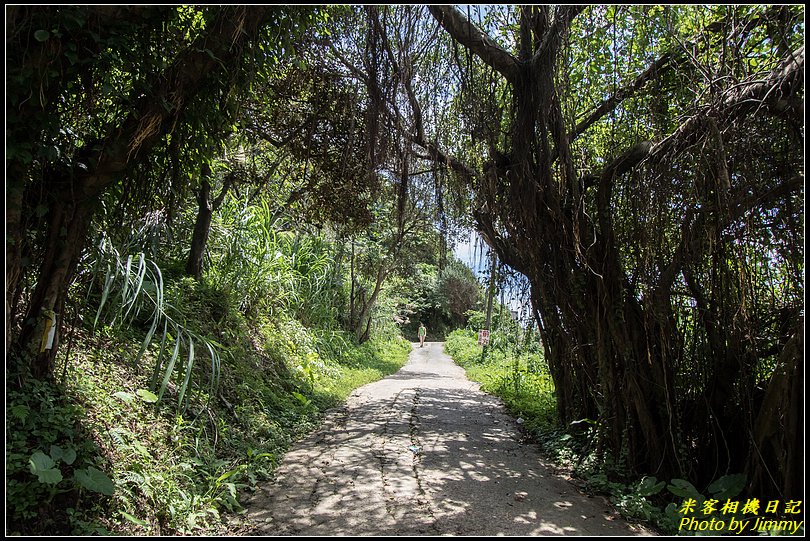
<box><xmin>464</xmin><ymin>17</ymin><xmax>685</xmax><ymax>477</ymax></box>
<box><xmin>426</xmin><ymin>3</ymin><xmax>802</xmax><ymax>496</ymax></box>
<box><xmin>14</xmin><ymin>192</ymin><xmax>93</xmax><ymax>377</ymax></box>
<box><xmin>748</xmin><ymin>319</ymin><xmax>804</xmax><ymax>500</ymax></box>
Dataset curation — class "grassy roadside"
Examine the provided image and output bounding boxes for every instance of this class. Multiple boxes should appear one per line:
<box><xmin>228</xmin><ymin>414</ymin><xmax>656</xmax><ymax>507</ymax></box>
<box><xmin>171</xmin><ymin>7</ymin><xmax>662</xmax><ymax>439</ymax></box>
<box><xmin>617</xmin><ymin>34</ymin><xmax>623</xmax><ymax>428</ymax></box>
<box><xmin>444</xmin><ymin>329</ymin><xmax>556</xmax><ymax>436</ymax></box>
<box><xmin>6</xmin><ymin>320</ymin><xmax>410</xmax><ymax>536</ymax></box>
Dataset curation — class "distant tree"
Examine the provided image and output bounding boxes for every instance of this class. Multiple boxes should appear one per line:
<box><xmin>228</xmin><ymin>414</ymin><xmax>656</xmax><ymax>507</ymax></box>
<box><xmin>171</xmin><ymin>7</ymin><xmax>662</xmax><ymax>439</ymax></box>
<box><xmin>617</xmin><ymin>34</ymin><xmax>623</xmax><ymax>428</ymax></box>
<box><xmin>436</xmin><ymin>259</ymin><xmax>481</xmax><ymax>326</ymax></box>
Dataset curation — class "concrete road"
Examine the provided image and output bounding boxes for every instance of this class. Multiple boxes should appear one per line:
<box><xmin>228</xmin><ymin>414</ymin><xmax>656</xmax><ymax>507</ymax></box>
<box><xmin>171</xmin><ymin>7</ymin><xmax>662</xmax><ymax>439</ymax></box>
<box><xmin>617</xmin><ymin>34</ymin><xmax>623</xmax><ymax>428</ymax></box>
<box><xmin>245</xmin><ymin>342</ymin><xmax>652</xmax><ymax>536</ymax></box>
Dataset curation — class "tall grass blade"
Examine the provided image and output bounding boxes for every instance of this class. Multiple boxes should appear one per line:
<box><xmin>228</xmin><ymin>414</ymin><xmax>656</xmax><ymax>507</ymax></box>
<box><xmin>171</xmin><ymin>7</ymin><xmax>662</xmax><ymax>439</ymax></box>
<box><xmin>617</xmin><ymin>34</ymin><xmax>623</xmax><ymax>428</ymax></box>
<box><xmin>177</xmin><ymin>338</ymin><xmax>195</xmax><ymax>409</ymax></box>
<box><xmin>149</xmin><ymin>319</ymin><xmax>170</xmax><ymax>390</ymax></box>
<box><xmin>121</xmin><ymin>254</ymin><xmax>133</xmax><ymax>309</ymax></box>
<box><xmin>93</xmin><ymin>265</ymin><xmax>115</xmax><ymax>330</ymax></box>
<box><xmin>122</xmin><ymin>253</ymin><xmax>147</xmax><ymax>321</ymax></box>
<box><xmin>158</xmin><ymin>332</ymin><xmax>183</xmax><ymax>402</ymax></box>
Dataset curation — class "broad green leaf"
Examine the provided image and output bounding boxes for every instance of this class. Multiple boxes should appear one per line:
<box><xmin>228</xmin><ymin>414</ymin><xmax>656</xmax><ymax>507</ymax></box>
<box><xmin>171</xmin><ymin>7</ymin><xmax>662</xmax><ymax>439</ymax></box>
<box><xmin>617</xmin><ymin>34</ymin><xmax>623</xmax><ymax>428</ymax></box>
<box><xmin>707</xmin><ymin>473</ymin><xmax>747</xmax><ymax>500</ymax></box>
<box><xmin>216</xmin><ymin>469</ymin><xmax>240</xmax><ymax>484</ymax></box>
<box><xmin>136</xmin><ymin>389</ymin><xmax>159</xmax><ymax>403</ymax></box>
<box><xmin>34</xmin><ymin>29</ymin><xmax>50</xmax><ymax>42</ymax></box>
<box><xmin>29</xmin><ymin>451</ymin><xmax>62</xmax><ymax>484</ymax></box>
<box><xmin>50</xmin><ymin>445</ymin><xmax>77</xmax><ymax>465</ymax></box>
<box><xmin>114</xmin><ymin>391</ymin><xmax>135</xmax><ymax>404</ymax></box>
<box><xmin>666</xmin><ymin>478</ymin><xmax>701</xmax><ymax>499</ymax></box>
<box><xmin>638</xmin><ymin>476</ymin><xmax>665</xmax><ymax>497</ymax></box>
<box><xmin>75</xmin><ymin>466</ymin><xmax>115</xmax><ymax>495</ymax></box>
<box><xmin>121</xmin><ymin>511</ymin><xmax>148</xmax><ymax>527</ymax></box>
<box><xmin>29</xmin><ymin>451</ymin><xmax>56</xmax><ymax>471</ymax></box>
<box><xmin>34</xmin><ymin>468</ymin><xmax>63</xmax><ymax>484</ymax></box>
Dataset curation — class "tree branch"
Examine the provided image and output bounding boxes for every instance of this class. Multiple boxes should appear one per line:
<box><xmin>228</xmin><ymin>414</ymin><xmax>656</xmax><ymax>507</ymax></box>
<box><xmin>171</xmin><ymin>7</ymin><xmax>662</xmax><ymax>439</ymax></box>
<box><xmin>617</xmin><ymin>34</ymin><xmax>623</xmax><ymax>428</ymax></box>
<box><xmin>78</xmin><ymin>6</ymin><xmax>275</xmax><ymax>197</ymax></box>
<box><xmin>649</xmin><ymin>45</ymin><xmax>804</xmax><ymax>161</ymax></box>
<box><xmin>414</xmin><ymin>139</ymin><xmax>478</xmax><ymax>187</ymax></box>
<box><xmin>533</xmin><ymin>5</ymin><xmax>585</xmax><ymax>67</ymax></box>
<box><xmin>212</xmin><ymin>170</ymin><xmax>237</xmax><ymax>210</ymax></box>
<box><xmin>428</xmin><ymin>5</ymin><xmax>519</xmax><ymax>82</ymax></box>
<box><xmin>572</xmin><ymin>52</ymin><xmax>675</xmax><ymax>143</ymax></box>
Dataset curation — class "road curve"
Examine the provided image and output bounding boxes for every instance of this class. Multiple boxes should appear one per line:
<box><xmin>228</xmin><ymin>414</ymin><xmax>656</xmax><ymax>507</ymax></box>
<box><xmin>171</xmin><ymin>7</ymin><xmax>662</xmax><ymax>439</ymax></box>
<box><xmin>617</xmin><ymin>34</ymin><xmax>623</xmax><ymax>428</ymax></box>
<box><xmin>245</xmin><ymin>342</ymin><xmax>652</xmax><ymax>536</ymax></box>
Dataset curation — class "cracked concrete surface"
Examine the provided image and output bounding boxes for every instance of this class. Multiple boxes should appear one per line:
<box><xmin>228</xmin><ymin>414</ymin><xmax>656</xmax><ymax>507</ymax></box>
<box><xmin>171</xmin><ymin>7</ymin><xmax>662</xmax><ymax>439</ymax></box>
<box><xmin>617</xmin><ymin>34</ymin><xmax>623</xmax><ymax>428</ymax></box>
<box><xmin>245</xmin><ymin>342</ymin><xmax>653</xmax><ymax>536</ymax></box>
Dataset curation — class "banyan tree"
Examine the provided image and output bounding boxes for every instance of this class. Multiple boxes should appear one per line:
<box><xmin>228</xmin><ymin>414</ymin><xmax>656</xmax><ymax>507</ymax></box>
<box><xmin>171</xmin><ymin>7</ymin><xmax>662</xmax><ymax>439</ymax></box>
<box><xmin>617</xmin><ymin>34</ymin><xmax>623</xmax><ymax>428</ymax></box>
<box><xmin>374</xmin><ymin>5</ymin><xmax>803</xmax><ymax>498</ymax></box>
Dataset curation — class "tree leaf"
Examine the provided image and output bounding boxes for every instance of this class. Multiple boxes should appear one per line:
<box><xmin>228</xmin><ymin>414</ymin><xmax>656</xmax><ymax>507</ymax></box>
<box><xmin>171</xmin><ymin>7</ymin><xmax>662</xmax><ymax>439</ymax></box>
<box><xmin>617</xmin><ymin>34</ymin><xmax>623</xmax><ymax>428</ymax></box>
<box><xmin>638</xmin><ymin>475</ymin><xmax>665</xmax><ymax>497</ymax></box>
<box><xmin>121</xmin><ymin>511</ymin><xmax>148</xmax><ymax>527</ymax></box>
<box><xmin>114</xmin><ymin>391</ymin><xmax>135</xmax><ymax>404</ymax></box>
<box><xmin>707</xmin><ymin>473</ymin><xmax>747</xmax><ymax>500</ymax></box>
<box><xmin>666</xmin><ymin>479</ymin><xmax>701</xmax><ymax>499</ymax></box>
<box><xmin>34</xmin><ymin>29</ymin><xmax>50</xmax><ymax>42</ymax></box>
<box><xmin>9</xmin><ymin>404</ymin><xmax>30</xmax><ymax>422</ymax></box>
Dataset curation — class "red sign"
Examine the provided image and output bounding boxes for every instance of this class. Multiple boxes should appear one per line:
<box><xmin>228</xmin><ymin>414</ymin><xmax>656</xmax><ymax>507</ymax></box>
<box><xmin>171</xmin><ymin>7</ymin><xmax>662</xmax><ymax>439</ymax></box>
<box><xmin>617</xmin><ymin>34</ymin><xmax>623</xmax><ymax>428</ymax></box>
<box><xmin>478</xmin><ymin>329</ymin><xmax>490</xmax><ymax>345</ymax></box>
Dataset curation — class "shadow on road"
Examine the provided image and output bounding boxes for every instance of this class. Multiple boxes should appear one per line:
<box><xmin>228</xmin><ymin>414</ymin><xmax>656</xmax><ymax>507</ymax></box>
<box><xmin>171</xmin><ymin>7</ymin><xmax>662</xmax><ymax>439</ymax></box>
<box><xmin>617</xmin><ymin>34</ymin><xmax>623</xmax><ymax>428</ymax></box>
<box><xmin>246</xmin><ymin>343</ymin><xmax>648</xmax><ymax>536</ymax></box>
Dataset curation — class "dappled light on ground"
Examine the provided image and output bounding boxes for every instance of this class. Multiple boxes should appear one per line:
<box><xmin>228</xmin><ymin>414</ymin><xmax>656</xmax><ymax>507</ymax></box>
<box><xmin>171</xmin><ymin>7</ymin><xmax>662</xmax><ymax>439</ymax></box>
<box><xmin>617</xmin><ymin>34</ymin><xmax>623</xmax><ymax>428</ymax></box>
<box><xmin>246</xmin><ymin>342</ymin><xmax>650</xmax><ymax>535</ymax></box>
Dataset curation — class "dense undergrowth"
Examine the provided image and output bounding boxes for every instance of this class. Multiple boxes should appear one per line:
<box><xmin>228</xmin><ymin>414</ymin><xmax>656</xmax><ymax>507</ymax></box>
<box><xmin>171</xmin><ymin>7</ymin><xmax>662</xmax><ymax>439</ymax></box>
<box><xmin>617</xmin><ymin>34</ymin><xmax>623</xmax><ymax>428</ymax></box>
<box><xmin>444</xmin><ymin>329</ymin><xmax>776</xmax><ymax>536</ymax></box>
<box><xmin>6</xmin><ymin>276</ymin><xmax>410</xmax><ymax>536</ymax></box>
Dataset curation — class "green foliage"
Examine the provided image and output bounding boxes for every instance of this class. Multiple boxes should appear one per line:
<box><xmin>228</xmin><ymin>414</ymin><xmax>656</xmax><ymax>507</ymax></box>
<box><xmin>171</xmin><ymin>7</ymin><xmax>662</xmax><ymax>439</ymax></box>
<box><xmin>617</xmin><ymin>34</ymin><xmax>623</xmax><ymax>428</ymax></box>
<box><xmin>320</xmin><ymin>336</ymin><xmax>412</xmax><ymax>402</ymax></box>
<box><xmin>435</xmin><ymin>259</ymin><xmax>481</xmax><ymax>323</ymax></box>
<box><xmin>6</xmin><ymin>371</ymin><xmax>116</xmax><ymax>535</ymax></box>
<box><xmin>86</xmin><ymin>235</ymin><xmax>221</xmax><ymax>412</ymax></box>
<box><xmin>446</xmin><ymin>328</ymin><xmax>758</xmax><ymax>534</ymax></box>
<box><xmin>423</xmin><ymin>3</ymin><xmax>803</xmax><ymax>507</ymax></box>
<box><xmin>559</xmin><ymin>467</ymin><xmax>754</xmax><ymax>535</ymax></box>
<box><xmin>542</xmin><ymin>423</ymin><xmax>755</xmax><ymax>535</ymax></box>
<box><xmin>588</xmin><ymin>474</ymin><xmax>666</xmax><ymax>523</ymax></box>
<box><xmin>75</xmin><ymin>467</ymin><xmax>116</xmax><ymax>496</ymax></box>
<box><xmin>29</xmin><ymin>451</ymin><xmax>64</xmax><ymax>484</ymax></box>
<box><xmin>657</xmin><ymin>474</ymin><xmax>751</xmax><ymax>535</ymax></box>
<box><xmin>445</xmin><ymin>329</ymin><xmax>556</xmax><ymax>434</ymax></box>
<box><xmin>206</xmin><ymin>196</ymin><xmax>342</xmax><ymax>325</ymax></box>
<box><xmin>397</xmin><ymin>258</ymin><xmax>482</xmax><ymax>341</ymax></box>
<box><xmin>7</xmin><ymin>307</ymin><xmax>409</xmax><ymax>535</ymax></box>
<box><xmin>8</xmin><ymin>6</ymin><xmax>432</xmax><ymax>535</ymax></box>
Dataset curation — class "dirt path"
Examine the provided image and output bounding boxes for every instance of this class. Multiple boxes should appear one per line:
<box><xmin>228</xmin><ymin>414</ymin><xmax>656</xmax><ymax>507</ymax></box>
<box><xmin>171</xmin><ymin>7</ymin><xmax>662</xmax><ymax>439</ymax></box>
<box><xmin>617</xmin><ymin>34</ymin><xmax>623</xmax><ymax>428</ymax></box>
<box><xmin>245</xmin><ymin>342</ymin><xmax>652</xmax><ymax>536</ymax></box>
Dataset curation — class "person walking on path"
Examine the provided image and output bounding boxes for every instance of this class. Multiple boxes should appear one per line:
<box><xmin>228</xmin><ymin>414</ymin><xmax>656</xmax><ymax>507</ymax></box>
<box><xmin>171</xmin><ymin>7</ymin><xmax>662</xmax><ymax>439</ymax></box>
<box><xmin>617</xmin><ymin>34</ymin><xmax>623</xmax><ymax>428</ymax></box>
<box><xmin>418</xmin><ymin>323</ymin><xmax>427</xmax><ymax>347</ymax></box>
